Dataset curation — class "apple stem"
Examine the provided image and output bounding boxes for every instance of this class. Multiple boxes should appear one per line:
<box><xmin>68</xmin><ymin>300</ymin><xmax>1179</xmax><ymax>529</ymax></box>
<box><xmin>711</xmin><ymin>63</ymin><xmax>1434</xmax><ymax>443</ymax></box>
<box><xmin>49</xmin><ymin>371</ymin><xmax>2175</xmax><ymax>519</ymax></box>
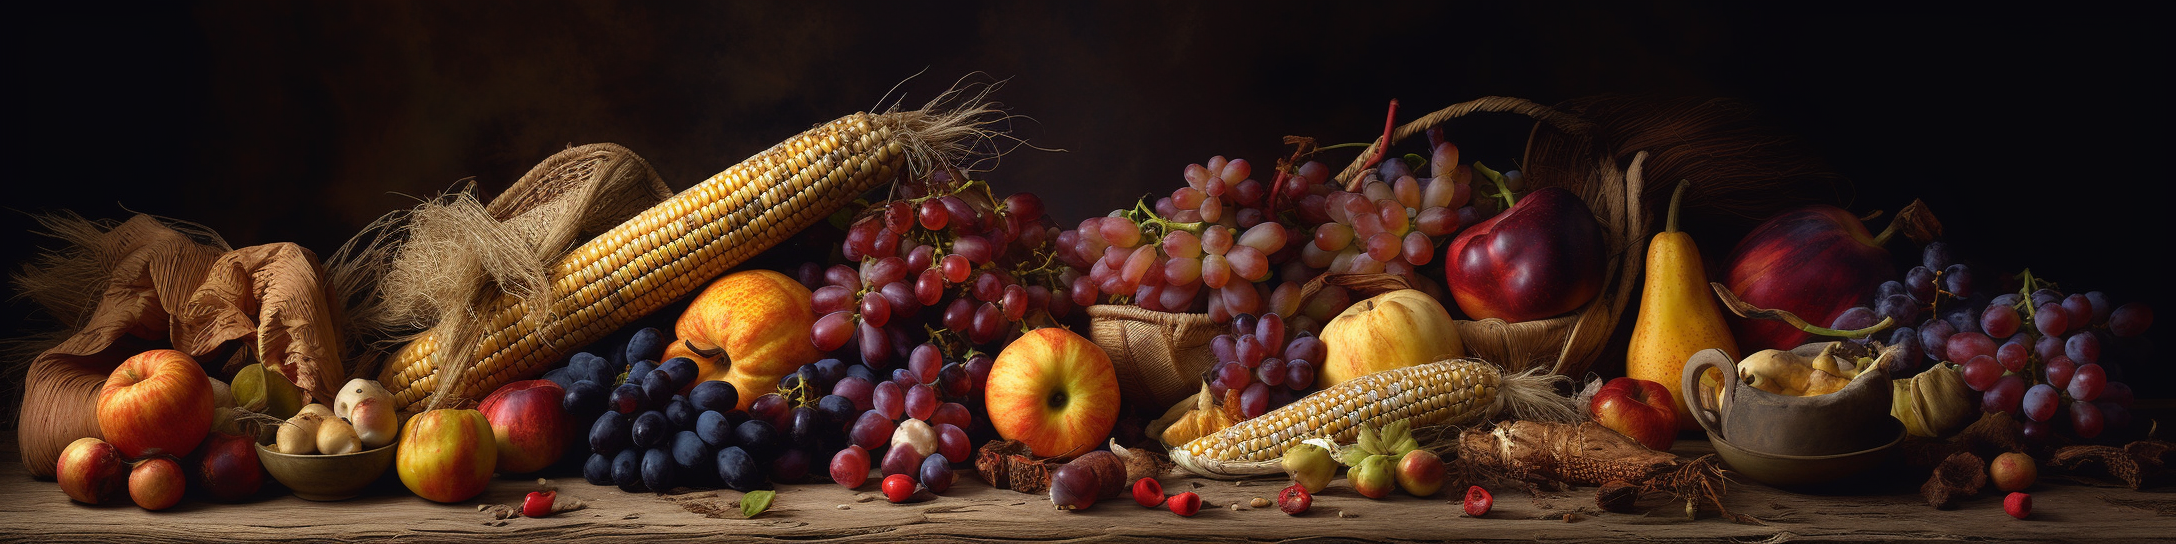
<box><xmin>1473</xmin><ymin>162</ymin><xmax>1516</xmax><ymax>208</ymax></box>
<box><xmin>1870</xmin><ymin>209</ymin><xmax>1901</xmax><ymax>247</ymax></box>
<box><xmin>1666</xmin><ymin>179</ymin><xmax>1690</xmax><ymax>234</ymax></box>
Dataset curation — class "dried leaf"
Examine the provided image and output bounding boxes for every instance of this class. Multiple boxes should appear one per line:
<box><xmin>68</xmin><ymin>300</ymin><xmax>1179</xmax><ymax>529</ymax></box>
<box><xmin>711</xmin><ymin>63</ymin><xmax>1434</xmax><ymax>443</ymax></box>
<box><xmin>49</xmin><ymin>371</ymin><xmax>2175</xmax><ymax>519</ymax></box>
<box><xmin>741</xmin><ymin>490</ymin><xmax>776</xmax><ymax>518</ymax></box>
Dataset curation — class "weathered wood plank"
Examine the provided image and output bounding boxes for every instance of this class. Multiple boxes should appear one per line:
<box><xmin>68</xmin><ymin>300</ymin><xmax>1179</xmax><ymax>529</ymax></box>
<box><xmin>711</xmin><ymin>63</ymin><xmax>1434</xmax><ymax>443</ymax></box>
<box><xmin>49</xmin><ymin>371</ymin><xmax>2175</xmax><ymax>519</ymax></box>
<box><xmin>2</xmin><ymin>441</ymin><xmax>2171</xmax><ymax>543</ymax></box>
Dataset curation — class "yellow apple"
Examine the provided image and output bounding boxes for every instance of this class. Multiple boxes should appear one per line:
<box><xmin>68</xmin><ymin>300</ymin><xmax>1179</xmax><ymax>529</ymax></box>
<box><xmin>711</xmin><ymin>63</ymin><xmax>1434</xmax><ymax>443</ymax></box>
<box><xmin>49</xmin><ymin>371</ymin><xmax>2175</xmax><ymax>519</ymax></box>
<box><xmin>395</xmin><ymin>409</ymin><xmax>496</xmax><ymax>503</ymax></box>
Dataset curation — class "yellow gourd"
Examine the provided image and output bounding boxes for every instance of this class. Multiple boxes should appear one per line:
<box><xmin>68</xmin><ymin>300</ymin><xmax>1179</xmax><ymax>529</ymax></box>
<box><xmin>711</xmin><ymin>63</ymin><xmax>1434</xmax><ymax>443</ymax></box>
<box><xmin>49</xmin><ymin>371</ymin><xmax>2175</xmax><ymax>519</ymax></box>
<box><xmin>1626</xmin><ymin>180</ymin><xmax>1741</xmax><ymax>430</ymax></box>
<box><xmin>1318</xmin><ymin>289</ymin><xmax>1464</xmax><ymax>388</ymax></box>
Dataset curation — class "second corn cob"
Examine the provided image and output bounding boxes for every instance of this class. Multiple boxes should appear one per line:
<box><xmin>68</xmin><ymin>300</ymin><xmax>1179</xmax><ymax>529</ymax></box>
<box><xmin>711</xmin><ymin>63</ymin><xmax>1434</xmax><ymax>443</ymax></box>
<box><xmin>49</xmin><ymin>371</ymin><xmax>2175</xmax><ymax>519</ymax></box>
<box><xmin>1171</xmin><ymin>358</ymin><xmax>1577</xmax><ymax>478</ymax></box>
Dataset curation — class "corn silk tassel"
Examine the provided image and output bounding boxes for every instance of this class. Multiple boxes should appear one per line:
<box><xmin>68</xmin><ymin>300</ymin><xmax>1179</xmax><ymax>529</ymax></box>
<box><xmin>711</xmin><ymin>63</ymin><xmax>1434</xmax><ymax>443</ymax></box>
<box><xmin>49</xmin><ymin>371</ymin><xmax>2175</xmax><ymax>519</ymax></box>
<box><xmin>331</xmin><ymin>82</ymin><xmax>1009</xmax><ymax>413</ymax></box>
<box><xmin>1171</xmin><ymin>358</ymin><xmax>1579</xmax><ymax>478</ymax></box>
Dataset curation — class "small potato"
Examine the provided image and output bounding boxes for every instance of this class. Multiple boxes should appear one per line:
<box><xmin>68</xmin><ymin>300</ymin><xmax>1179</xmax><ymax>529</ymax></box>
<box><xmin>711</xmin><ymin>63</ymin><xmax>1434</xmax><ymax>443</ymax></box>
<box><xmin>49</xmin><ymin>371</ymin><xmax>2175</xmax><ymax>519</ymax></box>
<box><xmin>276</xmin><ymin>412</ymin><xmax>326</xmax><ymax>455</ymax></box>
<box><xmin>316</xmin><ymin>418</ymin><xmax>362</xmax><ymax>455</ymax></box>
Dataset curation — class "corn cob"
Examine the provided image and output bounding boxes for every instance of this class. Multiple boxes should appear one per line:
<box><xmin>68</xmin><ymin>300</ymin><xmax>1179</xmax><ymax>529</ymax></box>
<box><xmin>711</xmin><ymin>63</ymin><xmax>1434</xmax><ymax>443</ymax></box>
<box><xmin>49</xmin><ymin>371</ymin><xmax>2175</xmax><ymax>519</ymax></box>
<box><xmin>1171</xmin><ymin>358</ymin><xmax>1504</xmax><ymax>478</ymax></box>
<box><xmin>378</xmin><ymin>110</ymin><xmax>947</xmax><ymax>412</ymax></box>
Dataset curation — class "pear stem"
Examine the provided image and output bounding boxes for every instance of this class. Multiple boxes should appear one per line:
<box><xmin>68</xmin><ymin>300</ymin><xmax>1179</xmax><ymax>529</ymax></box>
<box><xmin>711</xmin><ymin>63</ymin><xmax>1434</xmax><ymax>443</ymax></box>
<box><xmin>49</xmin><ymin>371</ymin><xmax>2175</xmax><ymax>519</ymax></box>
<box><xmin>1666</xmin><ymin>179</ymin><xmax>1690</xmax><ymax>234</ymax></box>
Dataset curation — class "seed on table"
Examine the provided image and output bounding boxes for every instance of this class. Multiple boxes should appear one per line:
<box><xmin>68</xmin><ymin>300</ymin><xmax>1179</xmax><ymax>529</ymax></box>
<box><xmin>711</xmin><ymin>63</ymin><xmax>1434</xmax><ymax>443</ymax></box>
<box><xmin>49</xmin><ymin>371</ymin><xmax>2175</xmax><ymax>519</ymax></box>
<box><xmin>1250</xmin><ymin>497</ymin><xmax>1270</xmax><ymax>508</ymax></box>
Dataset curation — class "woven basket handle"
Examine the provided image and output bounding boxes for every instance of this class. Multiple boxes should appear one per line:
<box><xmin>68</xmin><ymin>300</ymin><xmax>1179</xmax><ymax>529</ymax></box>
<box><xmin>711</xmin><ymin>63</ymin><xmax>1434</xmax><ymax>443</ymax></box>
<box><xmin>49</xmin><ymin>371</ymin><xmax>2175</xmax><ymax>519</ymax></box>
<box><xmin>1294</xmin><ymin>272</ymin><xmax>1417</xmax><ymax>308</ymax></box>
<box><xmin>1333</xmin><ymin>96</ymin><xmax>1592</xmax><ymax>189</ymax></box>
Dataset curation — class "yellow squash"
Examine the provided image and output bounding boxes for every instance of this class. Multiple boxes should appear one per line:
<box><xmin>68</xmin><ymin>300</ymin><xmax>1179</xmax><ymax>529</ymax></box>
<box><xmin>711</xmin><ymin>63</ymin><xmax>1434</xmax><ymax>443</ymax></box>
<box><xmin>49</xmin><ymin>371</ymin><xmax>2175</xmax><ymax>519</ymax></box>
<box><xmin>1626</xmin><ymin>180</ymin><xmax>1740</xmax><ymax>430</ymax></box>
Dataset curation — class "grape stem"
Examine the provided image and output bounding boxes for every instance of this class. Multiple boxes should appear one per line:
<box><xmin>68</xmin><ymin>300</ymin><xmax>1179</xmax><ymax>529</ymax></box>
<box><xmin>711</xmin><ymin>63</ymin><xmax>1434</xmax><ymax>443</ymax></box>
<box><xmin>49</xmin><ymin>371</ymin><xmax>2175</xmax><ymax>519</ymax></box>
<box><xmin>1472</xmin><ymin>162</ymin><xmax>1516</xmax><ymax>209</ymax></box>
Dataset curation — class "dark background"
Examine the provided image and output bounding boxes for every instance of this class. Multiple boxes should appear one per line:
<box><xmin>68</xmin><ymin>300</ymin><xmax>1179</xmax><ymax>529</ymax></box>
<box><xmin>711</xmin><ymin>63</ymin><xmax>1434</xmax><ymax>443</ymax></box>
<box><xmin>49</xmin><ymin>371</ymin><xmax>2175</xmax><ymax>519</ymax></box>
<box><xmin>7</xmin><ymin>2</ymin><xmax>2170</xmax><ymax>395</ymax></box>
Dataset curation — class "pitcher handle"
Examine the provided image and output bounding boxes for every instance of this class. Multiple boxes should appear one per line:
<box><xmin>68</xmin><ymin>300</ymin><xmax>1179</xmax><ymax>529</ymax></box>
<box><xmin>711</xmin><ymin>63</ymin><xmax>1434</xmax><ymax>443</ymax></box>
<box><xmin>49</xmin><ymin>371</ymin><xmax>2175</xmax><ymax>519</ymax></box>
<box><xmin>1681</xmin><ymin>348</ymin><xmax>1737</xmax><ymax>438</ymax></box>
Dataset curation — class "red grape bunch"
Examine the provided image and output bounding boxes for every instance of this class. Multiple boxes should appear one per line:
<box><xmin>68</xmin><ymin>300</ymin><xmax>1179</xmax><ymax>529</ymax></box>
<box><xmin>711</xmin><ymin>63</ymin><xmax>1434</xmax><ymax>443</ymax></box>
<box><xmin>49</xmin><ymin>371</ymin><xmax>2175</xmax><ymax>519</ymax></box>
<box><xmin>1883</xmin><ymin>242</ymin><xmax>2155</xmax><ymax>441</ymax></box>
<box><xmin>1204</xmin><ymin>312</ymin><xmax>1328</xmax><ymax>419</ymax></box>
<box><xmin>803</xmin><ymin>170</ymin><xmax>1075</xmax><ymax>365</ymax></box>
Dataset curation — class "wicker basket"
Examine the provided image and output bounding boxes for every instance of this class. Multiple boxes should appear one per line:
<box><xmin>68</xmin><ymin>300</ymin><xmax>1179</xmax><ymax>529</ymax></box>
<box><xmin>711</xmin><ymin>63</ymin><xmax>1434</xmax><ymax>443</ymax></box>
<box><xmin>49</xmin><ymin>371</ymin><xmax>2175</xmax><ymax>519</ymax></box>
<box><xmin>1090</xmin><ymin>96</ymin><xmax>1648</xmax><ymax>412</ymax></box>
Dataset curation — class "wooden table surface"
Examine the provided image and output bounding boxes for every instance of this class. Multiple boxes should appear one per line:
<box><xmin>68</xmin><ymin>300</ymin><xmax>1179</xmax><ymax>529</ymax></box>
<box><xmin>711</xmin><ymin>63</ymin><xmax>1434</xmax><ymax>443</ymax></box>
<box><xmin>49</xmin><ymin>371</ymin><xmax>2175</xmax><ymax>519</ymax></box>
<box><xmin>3</xmin><ymin>440</ymin><xmax>2172</xmax><ymax>543</ymax></box>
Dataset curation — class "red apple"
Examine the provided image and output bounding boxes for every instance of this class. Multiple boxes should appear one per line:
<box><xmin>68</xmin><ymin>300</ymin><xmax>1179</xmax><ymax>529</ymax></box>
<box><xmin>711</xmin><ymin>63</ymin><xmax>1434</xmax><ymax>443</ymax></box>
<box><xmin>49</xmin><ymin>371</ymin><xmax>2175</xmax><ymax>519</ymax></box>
<box><xmin>129</xmin><ymin>457</ymin><xmax>186</xmax><ymax>511</ymax></box>
<box><xmin>189</xmin><ymin>432</ymin><xmax>263</xmax><ymax>502</ymax></box>
<box><xmin>1723</xmin><ymin>205</ymin><xmax>1897</xmax><ymax>352</ymax></box>
<box><xmin>97</xmin><ymin>349</ymin><xmax>215</xmax><ymax>458</ymax></box>
<box><xmin>984</xmin><ymin>328</ymin><xmax>1119</xmax><ymax>459</ymax></box>
<box><xmin>478</xmin><ymin>379</ymin><xmax>570</xmax><ymax>474</ymax></box>
<box><xmin>56</xmin><ymin>437</ymin><xmax>127</xmax><ymax>505</ymax></box>
<box><xmin>1590</xmin><ymin>377</ymin><xmax>1679</xmax><ymax>451</ymax></box>
<box><xmin>1443</xmin><ymin>186</ymin><xmax>1607</xmax><ymax>323</ymax></box>
<box><xmin>396</xmin><ymin>408</ymin><xmax>497</xmax><ymax>503</ymax></box>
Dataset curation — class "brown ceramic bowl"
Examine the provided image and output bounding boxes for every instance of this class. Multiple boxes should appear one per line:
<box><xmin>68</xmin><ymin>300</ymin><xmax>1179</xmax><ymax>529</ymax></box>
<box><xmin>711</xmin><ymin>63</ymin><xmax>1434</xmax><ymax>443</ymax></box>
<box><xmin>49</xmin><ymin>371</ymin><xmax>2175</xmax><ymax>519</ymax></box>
<box><xmin>256</xmin><ymin>442</ymin><xmax>397</xmax><ymax>501</ymax></box>
<box><xmin>1708</xmin><ymin>417</ymin><xmax>1905</xmax><ymax>489</ymax></box>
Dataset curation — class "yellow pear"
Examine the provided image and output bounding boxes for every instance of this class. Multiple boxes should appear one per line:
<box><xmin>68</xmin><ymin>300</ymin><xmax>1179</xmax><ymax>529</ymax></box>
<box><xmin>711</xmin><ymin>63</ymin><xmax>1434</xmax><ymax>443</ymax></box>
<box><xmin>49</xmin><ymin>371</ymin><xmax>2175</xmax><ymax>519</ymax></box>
<box><xmin>1626</xmin><ymin>180</ymin><xmax>1740</xmax><ymax>430</ymax></box>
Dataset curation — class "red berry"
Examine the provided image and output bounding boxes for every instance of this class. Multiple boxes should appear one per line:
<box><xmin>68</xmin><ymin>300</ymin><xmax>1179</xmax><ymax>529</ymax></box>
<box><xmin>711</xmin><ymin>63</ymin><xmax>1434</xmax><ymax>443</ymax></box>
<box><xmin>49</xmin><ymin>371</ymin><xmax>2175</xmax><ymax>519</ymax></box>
<box><xmin>2004</xmin><ymin>492</ymin><xmax>2031</xmax><ymax>520</ymax></box>
<box><xmin>1168</xmin><ymin>491</ymin><xmax>1202</xmax><ymax>517</ymax></box>
<box><xmin>883</xmin><ymin>473</ymin><xmax>917</xmax><ymax>503</ymax></box>
<box><xmin>1277</xmin><ymin>483</ymin><xmax>1312</xmax><ymax>515</ymax></box>
<box><xmin>522</xmin><ymin>490</ymin><xmax>556</xmax><ymax>518</ymax></box>
<box><xmin>1132</xmin><ymin>477</ymin><xmax>1165</xmax><ymax>508</ymax></box>
<box><xmin>1463</xmin><ymin>485</ymin><xmax>1493</xmax><ymax>517</ymax></box>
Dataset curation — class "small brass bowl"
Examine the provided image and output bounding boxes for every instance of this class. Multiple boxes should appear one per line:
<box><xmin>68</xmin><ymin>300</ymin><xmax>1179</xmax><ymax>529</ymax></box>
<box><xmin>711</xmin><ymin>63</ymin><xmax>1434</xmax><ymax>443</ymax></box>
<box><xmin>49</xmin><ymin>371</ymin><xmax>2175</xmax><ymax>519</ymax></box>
<box><xmin>255</xmin><ymin>442</ymin><xmax>397</xmax><ymax>501</ymax></box>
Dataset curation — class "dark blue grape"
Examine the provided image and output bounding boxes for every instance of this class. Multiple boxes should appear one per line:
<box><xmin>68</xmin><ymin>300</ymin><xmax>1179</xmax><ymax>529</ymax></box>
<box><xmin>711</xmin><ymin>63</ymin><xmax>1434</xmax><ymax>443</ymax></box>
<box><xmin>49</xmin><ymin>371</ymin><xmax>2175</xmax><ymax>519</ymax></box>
<box><xmin>632</xmin><ymin>411</ymin><xmax>671</xmax><ymax>449</ymax></box>
<box><xmin>574</xmin><ymin>353</ymin><xmax>617</xmax><ymax>386</ymax></box>
<box><xmin>671</xmin><ymin>431</ymin><xmax>713</xmax><ymax>476</ymax></box>
<box><xmin>1875</xmin><ymin>294</ymin><xmax>1920</xmax><ymax>325</ymax></box>
<box><xmin>542</xmin><ymin>366</ymin><xmax>577</xmax><ymax>391</ymax></box>
<box><xmin>612</xmin><ymin>449</ymin><xmax>644</xmax><ymax>491</ymax></box>
<box><xmin>1829</xmin><ymin>306</ymin><xmax>1878</xmax><ymax>333</ymax></box>
<box><xmin>1989</xmin><ymin>293</ymin><xmax>2022</xmax><ymax>309</ymax></box>
<box><xmin>626</xmin><ymin>327</ymin><xmax>668</xmax><ymax>367</ymax></box>
<box><xmin>771</xmin><ymin>448</ymin><xmax>812</xmax><ymax>483</ymax></box>
<box><xmin>1905</xmin><ymin>266</ymin><xmax>1938</xmax><ymax>302</ymax></box>
<box><xmin>689</xmin><ymin>381</ymin><xmax>739</xmax><ymax>413</ymax></box>
<box><xmin>589</xmin><ymin>411</ymin><xmax>632</xmax><ymax>455</ymax></box>
<box><xmin>584</xmin><ymin>452</ymin><xmax>614</xmax><ymax>486</ymax></box>
<box><xmin>640</xmin><ymin>448</ymin><xmax>676</xmax><ymax>493</ymax></box>
<box><xmin>1919</xmin><ymin>319</ymin><xmax>1956</xmax><ymax>361</ymax></box>
<box><xmin>813</xmin><ymin>358</ymin><xmax>848</xmax><ymax>389</ymax></box>
<box><xmin>665</xmin><ymin>395</ymin><xmax>697</xmax><ymax>430</ymax></box>
<box><xmin>1943</xmin><ymin>308</ymin><xmax>1979</xmax><ymax>335</ymax></box>
<box><xmin>658</xmin><ymin>357</ymin><xmax>699</xmax><ymax>390</ymax></box>
<box><xmin>1887</xmin><ymin>327</ymin><xmax>1922</xmax><ymax>372</ymax></box>
<box><xmin>697</xmin><ymin>410</ymin><xmax>736</xmax><ymax>448</ymax></box>
<box><xmin>642</xmin><ymin>369</ymin><xmax>677</xmax><ymax>405</ymax></box>
<box><xmin>788</xmin><ymin>406</ymin><xmax>825</xmax><ymax>449</ymax></box>
<box><xmin>564</xmin><ymin>379</ymin><xmax>609</xmax><ymax>418</ymax></box>
<box><xmin>1921</xmin><ymin>241</ymin><xmax>1953</xmax><ymax>272</ymax></box>
<box><xmin>734</xmin><ymin>419</ymin><xmax>780</xmax><ymax>459</ymax></box>
<box><xmin>920</xmin><ymin>453</ymin><xmax>955</xmax><ymax>493</ymax></box>
<box><xmin>610</xmin><ymin>383</ymin><xmax>648</xmax><ymax>414</ymax></box>
<box><xmin>716</xmin><ymin>446</ymin><xmax>765</xmax><ymax>491</ymax></box>
<box><xmin>816</xmin><ymin>394</ymin><xmax>857</xmax><ymax>428</ymax></box>
<box><xmin>1941</xmin><ymin>263</ymin><xmax>1973</xmax><ymax>299</ymax></box>
<box><xmin>629</xmin><ymin>360</ymin><xmax>659</xmax><ymax>385</ymax></box>
<box><xmin>1876</xmin><ymin>280</ymin><xmax>1907</xmax><ymax>302</ymax></box>
<box><xmin>777</xmin><ymin>372</ymin><xmax>805</xmax><ymax>397</ymax></box>
<box><xmin>937</xmin><ymin>363</ymin><xmax>971</xmax><ymax>398</ymax></box>
<box><xmin>796</xmin><ymin>366</ymin><xmax>823</xmax><ymax>393</ymax></box>
<box><xmin>845</xmin><ymin>362</ymin><xmax>878</xmax><ymax>384</ymax></box>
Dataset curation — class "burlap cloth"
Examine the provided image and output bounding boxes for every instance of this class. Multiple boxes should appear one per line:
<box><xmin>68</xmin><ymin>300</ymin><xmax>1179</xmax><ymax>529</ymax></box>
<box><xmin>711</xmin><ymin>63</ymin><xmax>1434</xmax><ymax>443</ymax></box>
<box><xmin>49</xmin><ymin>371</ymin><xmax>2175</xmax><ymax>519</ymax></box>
<box><xmin>13</xmin><ymin>214</ymin><xmax>344</xmax><ymax>478</ymax></box>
